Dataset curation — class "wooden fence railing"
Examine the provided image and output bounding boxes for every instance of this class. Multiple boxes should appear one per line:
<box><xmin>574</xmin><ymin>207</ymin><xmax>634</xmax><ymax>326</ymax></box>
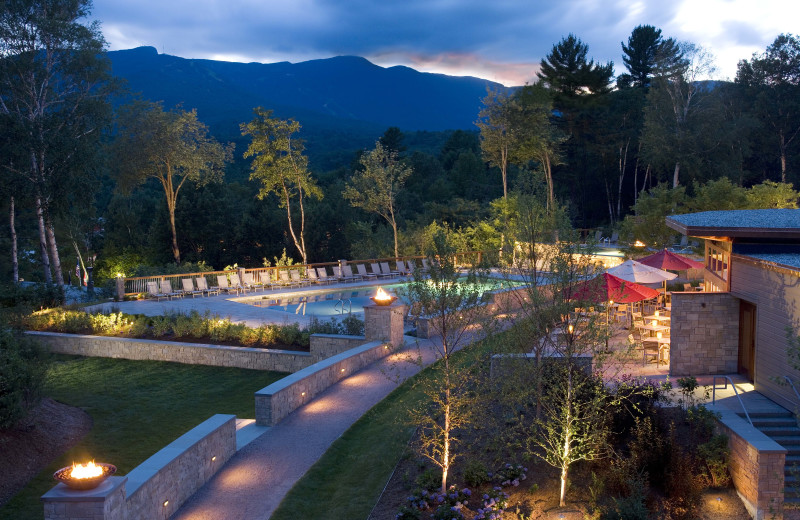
<box><xmin>118</xmin><ymin>251</ymin><xmax>492</xmax><ymax>299</ymax></box>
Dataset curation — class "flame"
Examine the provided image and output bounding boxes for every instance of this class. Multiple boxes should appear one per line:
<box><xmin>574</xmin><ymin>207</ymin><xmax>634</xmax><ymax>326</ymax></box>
<box><xmin>634</xmin><ymin>240</ymin><xmax>646</xmax><ymax>247</ymax></box>
<box><xmin>374</xmin><ymin>287</ymin><xmax>392</xmax><ymax>301</ymax></box>
<box><xmin>70</xmin><ymin>461</ymin><xmax>103</xmax><ymax>479</ymax></box>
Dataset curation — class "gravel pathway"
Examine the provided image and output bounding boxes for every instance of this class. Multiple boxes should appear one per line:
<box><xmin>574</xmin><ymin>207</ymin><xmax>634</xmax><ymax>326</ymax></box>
<box><xmin>171</xmin><ymin>336</ymin><xmax>440</xmax><ymax>520</ymax></box>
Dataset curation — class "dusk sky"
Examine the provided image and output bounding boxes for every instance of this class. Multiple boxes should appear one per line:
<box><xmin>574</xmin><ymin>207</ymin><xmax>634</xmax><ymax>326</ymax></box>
<box><xmin>94</xmin><ymin>0</ymin><xmax>799</xmax><ymax>86</ymax></box>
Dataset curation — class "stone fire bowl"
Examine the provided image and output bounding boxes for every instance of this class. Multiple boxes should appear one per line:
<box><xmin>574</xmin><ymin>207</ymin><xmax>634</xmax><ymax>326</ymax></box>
<box><xmin>53</xmin><ymin>463</ymin><xmax>116</xmax><ymax>490</ymax></box>
<box><xmin>370</xmin><ymin>296</ymin><xmax>398</xmax><ymax>306</ymax></box>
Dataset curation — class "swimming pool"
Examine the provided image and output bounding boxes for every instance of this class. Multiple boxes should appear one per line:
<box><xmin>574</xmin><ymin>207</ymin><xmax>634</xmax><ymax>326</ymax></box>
<box><xmin>235</xmin><ymin>279</ymin><xmax>520</xmax><ymax>318</ymax></box>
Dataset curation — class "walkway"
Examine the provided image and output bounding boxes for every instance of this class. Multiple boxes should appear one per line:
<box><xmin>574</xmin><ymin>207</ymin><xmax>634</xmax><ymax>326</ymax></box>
<box><xmin>171</xmin><ymin>335</ymin><xmax>440</xmax><ymax>520</ymax></box>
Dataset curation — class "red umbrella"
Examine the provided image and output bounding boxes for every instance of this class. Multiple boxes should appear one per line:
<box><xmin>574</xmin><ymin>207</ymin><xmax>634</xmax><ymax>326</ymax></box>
<box><xmin>637</xmin><ymin>249</ymin><xmax>704</xmax><ymax>271</ymax></box>
<box><xmin>566</xmin><ymin>273</ymin><xmax>660</xmax><ymax>304</ymax></box>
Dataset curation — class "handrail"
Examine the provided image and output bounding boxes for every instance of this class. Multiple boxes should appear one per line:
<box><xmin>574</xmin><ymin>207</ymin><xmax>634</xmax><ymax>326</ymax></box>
<box><xmin>784</xmin><ymin>376</ymin><xmax>800</xmax><ymax>404</ymax></box>
<box><xmin>712</xmin><ymin>375</ymin><xmax>753</xmax><ymax>426</ymax></box>
<box><xmin>334</xmin><ymin>298</ymin><xmax>352</xmax><ymax>315</ymax></box>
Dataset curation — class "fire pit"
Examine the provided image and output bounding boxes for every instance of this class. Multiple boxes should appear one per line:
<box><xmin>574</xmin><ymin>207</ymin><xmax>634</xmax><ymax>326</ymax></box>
<box><xmin>53</xmin><ymin>461</ymin><xmax>116</xmax><ymax>490</ymax></box>
<box><xmin>370</xmin><ymin>287</ymin><xmax>397</xmax><ymax>306</ymax></box>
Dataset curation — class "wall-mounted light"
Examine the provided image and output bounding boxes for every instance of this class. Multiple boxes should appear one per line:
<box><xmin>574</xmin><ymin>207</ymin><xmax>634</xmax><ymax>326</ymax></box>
<box><xmin>163</xmin><ymin>500</ymin><xmax>169</xmax><ymax>507</ymax></box>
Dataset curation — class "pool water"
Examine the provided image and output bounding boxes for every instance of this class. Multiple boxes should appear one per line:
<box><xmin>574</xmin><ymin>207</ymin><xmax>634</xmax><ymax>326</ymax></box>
<box><xmin>236</xmin><ymin>279</ymin><xmax>520</xmax><ymax>317</ymax></box>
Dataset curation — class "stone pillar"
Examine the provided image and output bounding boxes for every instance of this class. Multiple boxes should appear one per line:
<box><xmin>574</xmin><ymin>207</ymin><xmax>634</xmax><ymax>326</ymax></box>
<box><xmin>42</xmin><ymin>476</ymin><xmax>127</xmax><ymax>520</ymax></box>
<box><xmin>364</xmin><ymin>302</ymin><xmax>407</xmax><ymax>348</ymax></box>
<box><xmin>115</xmin><ymin>276</ymin><xmax>125</xmax><ymax>302</ymax></box>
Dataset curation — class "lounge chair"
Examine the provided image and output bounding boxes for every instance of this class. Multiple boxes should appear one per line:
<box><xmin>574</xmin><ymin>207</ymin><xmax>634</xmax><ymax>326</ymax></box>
<box><xmin>242</xmin><ymin>272</ymin><xmax>263</xmax><ymax>292</ymax></box>
<box><xmin>332</xmin><ymin>265</ymin><xmax>357</xmax><ymax>283</ymax></box>
<box><xmin>396</xmin><ymin>260</ymin><xmax>409</xmax><ymax>276</ymax></box>
<box><xmin>259</xmin><ymin>271</ymin><xmax>278</xmax><ymax>290</ymax></box>
<box><xmin>290</xmin><ymin>269</ymin><xmax>310</xmax><ymax>286</ymax></box>
<box><xmin>420</xmin><ymin>258</ymin><xmax>431</xmax><ymax>273</ymax></box>
<box><xmin>342</xmin><ymin>265</ymin><xmax>361</xmax><ymax>282</ymax></box>
<box><xmin>380</xmin><ymin>262</ymin><xmax>399</xmax><ymax>277</ymax></box>
<box><xmin>217</xmin><ymin>275</ymin><xmax>239</xmax><ymax>295</ymax></box>
<box><xmin>160</xmin><ymin>280</ymin><xmax>183</xmax><ymax>299</ymax></box>
<box><xmin>278</xmin><ymin>270</ymin><xmax>299</xmax><ymax>287</ymax></box>
<box><xmin>195</xmin><ymin>276</ymin><xmax>219</xmax><ymax>296</ymax></box>
<box><xmin>306</xmin><ymin>268</ymin><xmax>322</xmax><ymax>285</ymax></box>
<box><xmin>181</xmin><ymin>278</ymin><xmax>203</xmax><ymax>298</ymax></box>
<box><xmin>316</xmin><ymin>267</ymin><xmax>335</xmax><ymax>284</ymax></box>
<box><xmin>371</xmin><ymin>262</ymin><xmax>391</xmax><ymax>279</ymax></box>
<box><xmin>146</xmin><ymin>281</ymin><xmax>169</xmax><ymax>301</ymax></box>
<box><xmin>356</xmin><ymin>263</ymin><xmax>377</xmax><ymax>280</ymax></box>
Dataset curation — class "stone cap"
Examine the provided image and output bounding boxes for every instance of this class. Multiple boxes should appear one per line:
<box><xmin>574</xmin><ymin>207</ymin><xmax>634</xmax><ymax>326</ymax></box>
<box><xmin>42</xmin><ymin>476</ymin><xmax>127</xmax><ymax>502</ymax></box>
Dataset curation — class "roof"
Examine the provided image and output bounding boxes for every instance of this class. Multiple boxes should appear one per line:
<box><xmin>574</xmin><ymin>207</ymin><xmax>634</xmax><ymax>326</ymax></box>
<box><xmin>666</xmin><ymin>209</ymin><xmax>800</xmax><ymax>239</ymax></box>
<box><xmin>732</xmin><ymin>244</ymin><xmax>800</xmax><ymax>271</ymax></box>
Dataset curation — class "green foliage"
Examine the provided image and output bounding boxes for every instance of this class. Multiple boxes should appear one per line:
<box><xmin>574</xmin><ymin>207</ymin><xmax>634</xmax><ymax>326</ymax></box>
<box><xmin>462</xmin><ymin>460</ymin><xmax>490</xmax><ymax>487</ymax></box>
<box><xmin>416</xmin><ymin>467</ymin><xmax>442</xmax><ymax>491</ymax></box>
<box><xmin>745</xmin><ymin>180</ymin><xmax>799</xmax><ymax>208</ymax></box>
<box><xmin>22</xmin><ymin>309</ymin><xmax>312</xmax><ymax>349</ymax></box>
<box><xmin>697</xmin><ymin>434</ymin><xmax>731</xmax><ymax>487</ymax></box>
<box><xmin>307</xmin><ymin>316</ymin><xmax>365</xmax><ymax>336</ymax></box>
<box><xmin>0</xmin><ymin>329</ymin><xmax>49</xmax><ymax>429</ymax></box>
<box><xmin>0</xmin><ymin>283</ymin><xmax>65</xmax><ymax>311</ymax></box>
<box><xmin>537</xmin><ymin>34</ymin><xmax>614</xmax><ymax>100</ymax></box>
<box><xmin>620</xmin><ymin>183</ymin><xmax>687</xmax><ymax>249</ymax></box>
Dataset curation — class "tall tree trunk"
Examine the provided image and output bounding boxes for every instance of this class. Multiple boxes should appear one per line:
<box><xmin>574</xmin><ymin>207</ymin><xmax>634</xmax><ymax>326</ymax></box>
<box><xmin>672</xmin><ymin>161</ymin><xmax>680</xmax><ymax>188</ymax></box>
<box><xmin>604</xmin><ymin>178</ymin><xmax>614</xmax><ymax>225</ymax></box>
<box><xmin>167</xmin><ymin>197</ymin><xmax>181</xmax><ymax>264</ymax></box>
<box><xmin>544</xmin><ymin>153</ymin><xmax>555</xmax><ymax>211</ymax></box>
<box><xmin>45</xmin><ymin>216</ymin><xmax>64</xmax><ymax>285</ymax></box>
<box><xmin>633</xmin><ymin>143</ymin><xmax>641</xmax><ymax>205</ymax></box>
<box><xmin>296</xmin><ymin>183</ymin><xmax>308</xmax><ymax>264</ymax></box>
<box><xmin>780</xmin><ymin>130</ymin><xmax>787</xmax><ymax>183</ymax></box>
<box><xmin>281</xmin><ymin>182</ymin><xmax>304</xmax><ymax>263</ymax></box>
<box><xmin>10</xmin><ymin>197</ymin><xmax>18</xmax><ymax>283</ymax></box>
<box><xmin>617</xmin><ymin>139</ymin><xmax>629</xmax><ymax>219</ymax></box>
<box><xmin>501</xmin><ymin>146</ymin><xmax>508</xmax><ymax>200</ymax></box>
<box><xmin>35</xmin><ymin>195</ymin><xmax>53</xmax><ymax>283</ymax></box>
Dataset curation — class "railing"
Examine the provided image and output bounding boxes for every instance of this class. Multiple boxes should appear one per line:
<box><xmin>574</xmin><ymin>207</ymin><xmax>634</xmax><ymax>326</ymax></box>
<box><xmin>784</xmin><ymin>376</ymin><xmax>800</xmax><ymax>404</ymax></box>
<box><xmin>712</xmin><ymin>375</ymin><xmax>753</xmax><ymax>426</ymax></box>
<box><xmin>119</xmin><ymin>252</ymin><xmax>495</xmax><ymax>297</ymax></box>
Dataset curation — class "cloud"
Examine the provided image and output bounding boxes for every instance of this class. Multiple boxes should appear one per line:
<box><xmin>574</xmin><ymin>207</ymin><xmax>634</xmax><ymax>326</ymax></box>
<box><xmin>91</xmin><ymin>0</ymin><xmax>799</xmax><ymax>84</ymax></box>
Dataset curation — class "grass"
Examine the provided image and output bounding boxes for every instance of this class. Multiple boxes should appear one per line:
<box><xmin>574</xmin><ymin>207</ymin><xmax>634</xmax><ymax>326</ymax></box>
<box><xmin>270</xmin><ymin>375</ymin><xmax>422</xmax><ymax>520</ymax></box>
<box><xmin>270</xmin><ymin>336</ymin><xmax>497</xmax><ymax>520</ymax></box>
<box><xmin>0</xmin><ymin>355</ymin><xmax>285</xmax><ymax>520</ymax></box>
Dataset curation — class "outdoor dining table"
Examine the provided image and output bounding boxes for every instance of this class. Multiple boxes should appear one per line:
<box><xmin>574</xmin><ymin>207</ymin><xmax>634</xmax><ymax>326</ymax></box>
<box><xmin>638</xmin><ymin>323</ymin><xmax>670</xmax><ymax>335</ymax></box>
<box><xmin>643</xmin><ymin>314</ymin><xmax>671</xmax><ymax>323</ymax></box>
<box><xmin>642</xmin><ymin>335</ymin><xmax>671</xmax><ymax>364</ymax></box>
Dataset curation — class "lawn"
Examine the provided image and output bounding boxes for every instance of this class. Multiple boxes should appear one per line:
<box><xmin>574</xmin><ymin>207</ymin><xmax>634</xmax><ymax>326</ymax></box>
<box><xmin>0</xmin><ymin>355</ymin><xmax>285</xmax><ymax>520</ymax></box>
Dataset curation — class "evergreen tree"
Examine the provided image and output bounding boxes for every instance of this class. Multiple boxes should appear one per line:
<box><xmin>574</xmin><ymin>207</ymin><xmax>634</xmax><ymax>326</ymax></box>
<box><xmin>537</xmin><ymin>34</ymin><xmax>614</xmax><ymax>103</ymax></box>
<box><xmin>619</xmin><ymin>25</ymin><xmax>683</xmax><ymax>89</ymax></box>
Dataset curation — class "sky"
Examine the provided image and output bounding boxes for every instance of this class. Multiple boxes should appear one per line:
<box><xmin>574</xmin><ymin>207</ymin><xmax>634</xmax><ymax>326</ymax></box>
<box><xmin>93</xmin><ymin>0</ymin><xmax>800</xmax><ymax>87</ymax></box>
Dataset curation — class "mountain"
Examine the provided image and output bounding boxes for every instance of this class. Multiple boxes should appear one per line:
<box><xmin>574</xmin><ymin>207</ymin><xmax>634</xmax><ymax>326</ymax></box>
<box><xmin>107</xmin><ymin>46</ymin><xmax>509</xmax><ymax>137</ymax></box>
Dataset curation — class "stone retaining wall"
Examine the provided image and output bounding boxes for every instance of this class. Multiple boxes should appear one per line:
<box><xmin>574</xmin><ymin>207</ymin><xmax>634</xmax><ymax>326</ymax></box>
<box><xmin>713</xmin><ymin>408</ymin><xmax>786</xmax><ymax>519</ymax></box>
<box><xmin>42</xmin><ymin>414</ymin><xmax>236</xmax><ymax>520</ymax></box>
<box><xmin>255</xmin><ymin>340</ymin><xmax>393</xmax><ymax>426</ymax></box>
<box><xmin>28</xmin><ymin>331</ymin><xmax>313</xmax><ymax>373</ymax></box>
<box><xmin>309</xmin><ymin>334</ymin><xmax>367</xmax><ymax>362</ymax></box>
<box><xmin>670</xmin><ymin>291</ymin><xmax>740</xmax><ymax>376</ymax></box>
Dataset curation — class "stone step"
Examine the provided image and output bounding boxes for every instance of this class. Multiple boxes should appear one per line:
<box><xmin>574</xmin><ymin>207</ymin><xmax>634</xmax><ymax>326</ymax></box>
<box><xmin>759</xmin><ymin>426</ymin><xmax>800</xmax><ymax>437</ymax></box>
<box><xmin>739</xmin><ymin>411</ymin><xmax>794</xmax><ymax>419</ymax></box>
<box><xmin>751</xmin><ymin>417</ymin><xmax>798</xmax><ymax>428</ymax></box>
<box><xmin>771</xmin><ymin>435</ymin><xmax>800</xmax><ymax>446</ymax></box>
<box><xmin>785</xmin><ymin>455</ymin><xmax>800</xmax><ymax>465</ymax></box>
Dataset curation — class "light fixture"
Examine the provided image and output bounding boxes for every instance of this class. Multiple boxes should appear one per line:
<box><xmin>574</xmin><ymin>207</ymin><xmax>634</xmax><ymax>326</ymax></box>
<box><xmin>301</xmin><ymin>392</ymin><xmax>306</xmax><ymax>396</ymax></box>
<box><xmin>163</xmin><ymin>500</ymin><xmax>169</xmax><ymax>507</ymax></box>
<box><xmin>211</xmin><ymin>456</ymin><xmax>216</xmax><ymax>462</ymax></box>
<box><xmin>657</xmin><ymin>332</ymin><xmax>663</xmax><ymax>339</ymax></box>
<box><xmin>652</xmin><ymin>320</ymin><xmax>658</xmax><ymax>327</ymax></box>
<box><xmin>340</xmin><ymin>368</ymin><xmax>345</xmax><ymax>372</ymax></box>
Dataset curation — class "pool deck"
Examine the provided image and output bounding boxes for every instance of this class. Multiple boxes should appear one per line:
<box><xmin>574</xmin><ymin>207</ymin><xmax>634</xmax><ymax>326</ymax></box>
<box><xmin>86</xmin><ymin>277</ymin><xmax>408</xmax><ymax>328</ymax></box>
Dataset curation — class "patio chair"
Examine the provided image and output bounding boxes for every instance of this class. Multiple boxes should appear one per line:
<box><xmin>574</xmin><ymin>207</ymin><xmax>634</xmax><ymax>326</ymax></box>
<box><xmin>613</xmin><ymin>304</ymin><xmax>629</xmax><ymax>326</ymax></box>
<box><xmin>643</xmin><ymin>342</ymin><xmax>660</xmax><ymax>365</ymax></box>
<box><xmin>420</xmin><ymin>258</ymin><xmax>431</xmax><ymax>273</ymax></box>
<box><xmin>371</xmin><ymin>262</ymin><xmax>391</xmax><ymax>279</ymax></box>
<box><xmin>146</xmin><ymin>281</ymin><xmax>169</xmax><ymax>301</ymax></box>
<box><xmin>380</xmin><ymin>262</ymin><xmax>400</xmax><ymax>277</ymax></box>
<box><xmin>342</xmin><ymin>264</ymin><xmax>361</xmax><ymax>282</ymax></box>
<box><xmin>259</xmin><ymin>271</ymin><xmax>279</xmax><ymax>290</ymax></box>
<box><xmin>396</xmin><ymin>260</ymin><xmax>409</xmax><ymax>276</ymax></box>
<box><xmin>217</xmin><ymin>275</ymin><xmax>239</xmax><ymax>295</ymax></box>
<box><xmin>316</xmin><ymin>267</ymin><xmax>335</xmax><ymax>284</ymax></box>
<box><xmin>356</xmin><ymin>263</ymin><xmax>377</xmax><ymax>280</ymax></box>
<box><xmin>160</xmin><ymin>280</ymin><xmax>183</xmax><ymax>299</ymax></box>
<box><xmin>306</xmin><ymin>268</ymin><xmax>322</xmax><ymax>285</ymax></box>
<box><xmin>242</xmin><ymin>272</ymin><xmax>263</xmax><ymax>292</ymax></box>
<box><xmin>229</xmin><ymin>273</ymin><xmax>249</xmax><ymax>294</ymax></box>
<box><xmin>195</xmin><ymin>276</ymin><xmax>219</xmax><ymax>297</ymax></box>
<box><xmin>290</xmin><ymin>269</ymin><xmax>310</xmax><ymax>286</ymax></box>
<box><xmin>278</xmin><ymin>270</ymin><xmax>299</xmax><ymax>287</ymax></box>
<box><xmin>181</xmin><ymin>278</ymin><xmax>203</xmax><ymax>298</ymax></box>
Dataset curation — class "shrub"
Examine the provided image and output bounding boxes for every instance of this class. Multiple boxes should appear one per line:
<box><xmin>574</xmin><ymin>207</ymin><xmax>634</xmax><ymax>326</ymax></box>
<box><xmin>463</xmin><ymin>460</ymin><xmax>490</xmax><ymax>487</ymax></box>
<box><xmin>416</xmin><ymin>468</ymin><xmax>441</xmax><ymax>491</ymax></box>
<box><xmin>605</xmin><ymin>473</ymin><xmax>649</xmax><ymax>520</ymax></box>
<box><xmin>151</xmin><ymin>316</ymin><xmax>172</xmax><ymax>337</ymax></box>
<box><xmin>0</xmin><ymin>282</ymin><xmax>65</xmax><ymax>311</ymax></box>
<box><xmin>0</xmin><ymin>329</ymin><xmax>49</xmax><ymax>429</ymax></box>
<box><xmin>697</xmin><ymin>434</ymin><xmax>731</xmax><ymax>488</ymax></box>
<box><xmin>495</xmin><ymin>462</ymin><xmax>527</xmax><ymax>487</ymax></box>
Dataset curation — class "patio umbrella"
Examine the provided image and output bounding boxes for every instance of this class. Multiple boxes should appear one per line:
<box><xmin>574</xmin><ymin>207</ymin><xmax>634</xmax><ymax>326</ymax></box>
<box><xmin>566</xmin><ymin>273</ymin><xmax>660</xmax><ymax>304</ymax></box>
<box><xmin>637</xmin><ymin>248</ymin><xmax>704</xmax><ymax>271</ymax></box>
<box><xmin>606</xmin><ymin>259</ymin><xmax>677</xmax><ymax>284</ymax></box>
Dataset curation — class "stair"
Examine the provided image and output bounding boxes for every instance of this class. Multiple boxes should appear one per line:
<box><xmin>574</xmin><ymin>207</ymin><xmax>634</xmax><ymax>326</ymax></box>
<box><xmin>744</xmin><ymin>411</ymin><xmax>800</xmax><ymax>505</ymax></box>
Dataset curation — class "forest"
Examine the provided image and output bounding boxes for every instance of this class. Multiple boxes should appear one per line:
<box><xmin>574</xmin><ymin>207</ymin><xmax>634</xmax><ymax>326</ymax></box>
<box><xmin>1</xmin><ymin>1</ymin><xmax>799</xmax><ymax>289</ymax></box>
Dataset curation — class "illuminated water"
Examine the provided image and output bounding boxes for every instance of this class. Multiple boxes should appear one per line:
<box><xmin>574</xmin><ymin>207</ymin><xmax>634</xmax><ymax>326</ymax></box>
<box><xmin>236</xmin><ymin>279</ymin><xmax>521</xmax><ymax>317</ymax></box>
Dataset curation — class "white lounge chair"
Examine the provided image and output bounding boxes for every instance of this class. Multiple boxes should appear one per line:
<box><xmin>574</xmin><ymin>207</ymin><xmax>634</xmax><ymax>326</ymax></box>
<box><xmin>290</xmin><ymin>269</ymin><xmax>310</xmax><ymax>286</ymax></box>
<box><xmin>316</xmin><ymin>267</ymin><xmax>335</xmax><ymax>284</ymax></box>
<box><xmin>146</xmin><ymin>281</ymin><xmax>169</xmax><ymax>301</ymax></box>
<box><xmin>356</xmin><ymin>263</ymin><xmax>377</xmax><ymax>280</ymax></box>
<box><xmin>195</xmin><ymin>276</ymin><xmax>219</xmax><ymax>296</ymax></box>
<box><xmin>371</xmin><ymin>262</ymin><xmax>391</xmax><ymax>279</ymax></box>
<box><xmin>242</xmin><ymin>272</ymin><xmax>263</xmax><ymax>292</ymax></box>
<box><xmin>396</xmin><ymin>260</ymin><xmax>409</xmax><ymax>276</ymax></box>
<box><xmin>160</xmin><ymin>280</ymin><xmax>183</xmax><ymax>299</ymax></box>
<box><xmin>342</xmin><ymin>264</ymin><xmax>361</xmax><ymax>282</ymax></box>
<box><xmin>380</xmin><ymin>262</ymin><xmax>399</xmax><ymax>277</ymax></box>
<box><xmin>217</xmin><ymin>275</ymin><xmax>239</xmax><ymax>295</ymax></box>
<box><xmin>259</xmin><ymin>271</ymin><xmax>278</xmax><ymax>290</ymax></box>
<box><xmin>181</xmin><ymin>278</ymin><xmax>203</xmax><ymax>298</ymax></box>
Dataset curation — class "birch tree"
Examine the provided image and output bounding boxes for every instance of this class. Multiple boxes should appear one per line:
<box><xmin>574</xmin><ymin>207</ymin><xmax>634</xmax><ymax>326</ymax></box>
<box><xmin>0</xmin><ymin>0</ymin><xmax>112</xmax><ymax>284</ymax></box>
<box><xmin>343</xmin><ymin>141</ymin><xmax>410</xmax><ymax>259</ymax></box>
<box><xmin>115</xmin><ymin>101</ymin><xmax>232</xmax><ymax>264</ymax></box>
<box><xmin>242</xmin><ymin>108</ymin><xmax>321</xmax><ymax>265</ymax></box>
<box><xmin>476</xmin><ymin>88</ymin><xmax>515</xmax><ymax>200</ymax></box>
